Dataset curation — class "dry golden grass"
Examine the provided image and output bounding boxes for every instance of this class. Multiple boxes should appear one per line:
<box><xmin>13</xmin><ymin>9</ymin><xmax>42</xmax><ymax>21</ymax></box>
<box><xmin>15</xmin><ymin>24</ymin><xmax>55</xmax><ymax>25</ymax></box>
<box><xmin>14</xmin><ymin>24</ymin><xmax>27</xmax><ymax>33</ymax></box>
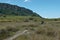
<box><xmin>0</xmin><ymin>16</ymin><xmax>60</xmax><ymax>40</ymax></box>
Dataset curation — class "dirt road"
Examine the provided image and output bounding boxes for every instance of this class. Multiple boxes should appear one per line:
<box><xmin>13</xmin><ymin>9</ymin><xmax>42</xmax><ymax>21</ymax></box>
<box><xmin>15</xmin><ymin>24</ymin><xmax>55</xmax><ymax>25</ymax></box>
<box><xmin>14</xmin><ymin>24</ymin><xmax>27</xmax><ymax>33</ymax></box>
<box><xmin>4</xmin><ymin>30</ymin><xmax>28</xmax><ymax>40</ymax></box>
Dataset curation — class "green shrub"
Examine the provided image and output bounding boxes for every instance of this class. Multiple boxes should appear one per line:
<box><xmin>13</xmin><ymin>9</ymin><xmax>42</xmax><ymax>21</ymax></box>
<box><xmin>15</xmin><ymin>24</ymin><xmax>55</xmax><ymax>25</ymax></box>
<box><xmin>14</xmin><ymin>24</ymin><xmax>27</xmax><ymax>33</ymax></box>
<box><xmin>54</xmin><ymin>19</ymin><xmax>57</xmax><ymax>21</ymax></box>
<box><xmin>24</xmin><ymin>19</ymin><xmax>29</xmax><ymax>22</ymax></box>
<box><xmin>6</xmin><ymin>27</ymin><xmax>19</xmax><ymax>32</ymax></box>
<box><xmin>29</xmin><ymin>17</ymin><xmax>34</xmax><ymax>20</ymax></box>
<box><xmin>41</xmin><ymin>21</ymin><xmax>44</xmax><ymax>24</ymax></box>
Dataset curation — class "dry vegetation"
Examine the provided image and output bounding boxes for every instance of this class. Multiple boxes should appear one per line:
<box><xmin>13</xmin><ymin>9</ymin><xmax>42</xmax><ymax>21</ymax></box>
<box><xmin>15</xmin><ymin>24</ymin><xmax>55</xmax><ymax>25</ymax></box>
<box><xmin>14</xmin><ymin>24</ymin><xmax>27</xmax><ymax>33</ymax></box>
<box><xmin>15</xmin><ymin>22</ymin><xmax>60</xmax><ymax>40</ymax></box>
<box><xmin>0</xmin><ymin>16</ymin><xmax>60</xmax><ymax>40</ymax></box>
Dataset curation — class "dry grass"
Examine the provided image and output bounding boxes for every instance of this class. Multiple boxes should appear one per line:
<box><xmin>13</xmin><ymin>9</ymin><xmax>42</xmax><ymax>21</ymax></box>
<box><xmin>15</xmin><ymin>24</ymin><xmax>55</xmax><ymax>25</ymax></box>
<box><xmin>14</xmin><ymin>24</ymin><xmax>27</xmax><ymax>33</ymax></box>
<box><xmin>0</xmin><ymin>16</ymin><xmax>60</xmax><ymax>40</ymax></box>
<box><xmin>15</xmin><ymin>20</ymin><xmax>60</xmax><ymax>40</ymax></box>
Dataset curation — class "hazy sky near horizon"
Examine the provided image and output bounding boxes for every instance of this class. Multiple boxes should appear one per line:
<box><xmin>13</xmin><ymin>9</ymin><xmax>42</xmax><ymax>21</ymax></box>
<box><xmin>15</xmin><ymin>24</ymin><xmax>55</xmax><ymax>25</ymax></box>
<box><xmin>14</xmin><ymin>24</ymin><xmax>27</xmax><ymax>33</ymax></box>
<box><xmin>0</xmin><ymin>0</ymin><xmax>60</xmax><ymax>18</ymax></box>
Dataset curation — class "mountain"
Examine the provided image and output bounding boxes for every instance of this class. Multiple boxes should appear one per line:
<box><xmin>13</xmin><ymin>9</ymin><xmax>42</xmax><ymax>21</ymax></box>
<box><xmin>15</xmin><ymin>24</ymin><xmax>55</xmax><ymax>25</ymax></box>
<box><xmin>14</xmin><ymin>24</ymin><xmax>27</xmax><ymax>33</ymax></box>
<box><xmin>0</xmin><ymin>3</ymin><xmax>42</xmax><ymax>18</ymax></box>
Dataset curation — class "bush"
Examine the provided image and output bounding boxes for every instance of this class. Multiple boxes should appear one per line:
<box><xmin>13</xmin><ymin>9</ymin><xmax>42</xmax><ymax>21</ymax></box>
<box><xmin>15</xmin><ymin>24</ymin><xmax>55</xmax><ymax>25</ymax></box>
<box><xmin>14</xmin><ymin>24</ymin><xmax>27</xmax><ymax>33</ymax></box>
<box><xmin>0</xmin><ymin>29</ymin><xmax>6</xmax><ymax>34</ymax></box>
<box><xmin>46</xmin><ymin>31</ymin><xmax>56</xmax><ymax>37</ymax></box>
<box><xmin>34</xmin><ymin>19</ymin><xmax>37</xmax><ymax>22</ymax></box>
<box><xmin>0</xmin><ymin>29</ymin><xmax>9</xmax><ymax>40</ymax></box>
<box><xmin>54</xmin><ymin>19</ymin><xmax>57</xmax><ymax>21</ymax></box>
<box><xmin>3</xmin><ymin>15</ymin><xmax>6</xmax><ymax>17</ymax></box>
<box><xmin>6</xmin><ymin>27</ymin><xmax>19</xmax><ymax>32</ymax></box>
<box><xmin>29</xmin><ymin>17</ymin><xmax>34</xmax><ymax>20</ymax></box>
<box><xmin>41</xmin><ymin>21</ymin><xmax>44</xmax><ymax>24</ymax></box>
<box><xmin>0</xmin><ymin>27</ymin><xmax>19</xmax><ymax>40</ymax></box>
<box><xmin>35</xmin><ymin>29</ymin><xmax>45</xmax><ymax>34</ymax></box>
<box><xmin>24</xmin><ymin>19</ymin><xmax>29</xmax><ymax>22</ymax></box>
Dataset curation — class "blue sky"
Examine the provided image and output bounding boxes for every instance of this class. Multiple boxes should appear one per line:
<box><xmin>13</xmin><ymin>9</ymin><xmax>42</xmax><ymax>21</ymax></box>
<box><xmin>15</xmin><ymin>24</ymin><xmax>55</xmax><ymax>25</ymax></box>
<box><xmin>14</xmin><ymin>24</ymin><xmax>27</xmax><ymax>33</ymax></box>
<box><xmin>0</xmin><ymin>0</ymin><xmax>60</xmax><ymax>18</ymax></box>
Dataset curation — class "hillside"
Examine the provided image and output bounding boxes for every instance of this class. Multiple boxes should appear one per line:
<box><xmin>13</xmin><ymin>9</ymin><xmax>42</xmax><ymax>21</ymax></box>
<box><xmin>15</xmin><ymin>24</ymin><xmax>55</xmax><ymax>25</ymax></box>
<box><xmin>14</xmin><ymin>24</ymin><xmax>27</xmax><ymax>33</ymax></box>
<box><xmin>0</xmin><ymin>3</ymin><xmax>42</xmax><ymax>18</ymax></box>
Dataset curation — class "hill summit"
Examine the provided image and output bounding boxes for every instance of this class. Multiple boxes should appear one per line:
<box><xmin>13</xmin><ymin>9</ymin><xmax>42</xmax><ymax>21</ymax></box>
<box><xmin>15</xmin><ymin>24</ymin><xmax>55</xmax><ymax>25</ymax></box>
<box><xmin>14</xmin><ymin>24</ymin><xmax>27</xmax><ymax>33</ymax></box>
<box><xmin>0</xmin><ymin>3</ymin><xmax>42</xmax><ymax>18</ymax></box>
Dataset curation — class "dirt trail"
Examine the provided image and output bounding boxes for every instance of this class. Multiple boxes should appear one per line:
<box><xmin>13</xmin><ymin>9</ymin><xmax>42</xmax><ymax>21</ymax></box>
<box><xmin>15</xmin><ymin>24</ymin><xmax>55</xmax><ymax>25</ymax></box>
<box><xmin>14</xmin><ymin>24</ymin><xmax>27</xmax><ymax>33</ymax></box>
<box><xmin>4</xmin><ymin>30</ymin><xmax>29</xmax><ymax>40</ymax></box>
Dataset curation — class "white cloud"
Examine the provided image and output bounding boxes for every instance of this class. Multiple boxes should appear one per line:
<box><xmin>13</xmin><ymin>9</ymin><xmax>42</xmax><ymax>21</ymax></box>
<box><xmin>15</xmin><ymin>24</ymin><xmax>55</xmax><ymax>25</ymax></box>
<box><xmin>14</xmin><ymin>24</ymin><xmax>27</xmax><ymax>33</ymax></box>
<box><xmin>24</xmin><ymin>0</ymin><xmax>30</xmax><ymax>2</ymax></box>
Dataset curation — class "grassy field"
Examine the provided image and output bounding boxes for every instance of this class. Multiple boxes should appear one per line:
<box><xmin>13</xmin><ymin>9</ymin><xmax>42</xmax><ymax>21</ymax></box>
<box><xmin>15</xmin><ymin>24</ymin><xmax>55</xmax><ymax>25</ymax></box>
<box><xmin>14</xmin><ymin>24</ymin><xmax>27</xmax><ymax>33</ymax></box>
<box><xmin>15</xmin><ymin>21</ymin><xmax>60</xmax><ymax>40</ymax></box>
<box><xmin>0</xmin><ymin>16</ymin><xmax>60</xmax><ymax>40</ymax></box>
